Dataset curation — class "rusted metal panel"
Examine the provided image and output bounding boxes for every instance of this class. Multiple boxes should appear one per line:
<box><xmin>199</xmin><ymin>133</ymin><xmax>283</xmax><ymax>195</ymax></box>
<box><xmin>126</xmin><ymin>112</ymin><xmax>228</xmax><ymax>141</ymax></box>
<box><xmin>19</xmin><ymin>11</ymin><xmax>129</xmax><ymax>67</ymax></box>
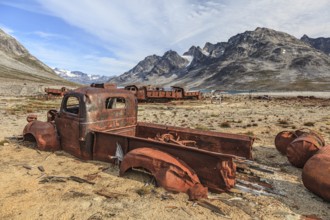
<box><xmin>136</xmin><ymin>122</ymin><xmax>254</xmax><ymax>159</ymax></box>
<box><xmin>184</xmin><ymin>91</ymin><xmax>201</xmax><ymax>100</ymax></box>
<box><xmin>120</xmin><ymin>148</ymin><xmax>208</xmax><ymax>200</ymax></box>
<box><xmin>93</xmin><ymin>130</ymin><xmax>237</xmax><ymax>193</ymax></box>
<box><xmin>302</xmin><ymin>145</ymin><xmax>330</xmax><ymax>201</ymax></box>
<box><xmin>90</xmin><ymin>83</ymin><xmax>117</xmax><ymax>89</ymax></box>
<box><xmin>23</xmin><ymin>120</ymin><xmax>60</xmax><ymax>151</ymax></box>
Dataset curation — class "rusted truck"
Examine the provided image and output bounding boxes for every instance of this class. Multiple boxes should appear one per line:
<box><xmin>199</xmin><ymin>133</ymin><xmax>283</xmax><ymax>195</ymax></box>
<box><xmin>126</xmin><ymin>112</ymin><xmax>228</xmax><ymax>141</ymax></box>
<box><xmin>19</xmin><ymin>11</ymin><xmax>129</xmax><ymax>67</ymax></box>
<box><xmin>124</xmin><ymin>85</ymin><xmax>201</xmax><ymax>102</ymax></box>
<box><xmin>23</xmin><ymin>83</ymin><xmax>253</xmax><ymax>199</ymax></box>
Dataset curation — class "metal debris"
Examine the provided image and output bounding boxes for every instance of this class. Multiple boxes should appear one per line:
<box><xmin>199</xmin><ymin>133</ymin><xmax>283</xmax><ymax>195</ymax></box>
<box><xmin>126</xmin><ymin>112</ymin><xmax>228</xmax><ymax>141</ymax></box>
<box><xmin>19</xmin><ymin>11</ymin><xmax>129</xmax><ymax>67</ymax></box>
<box><xmin>69</xmin><ymin>176</ymin><xmax>95</xmax><ymax>185</ymax></box>
<box><xmin>196</xmin><ymin>200</ymin><xmax>230</xmax><ymax>218</ymax></box>
<box><xmin>94</xmin><ymin>190</ymin><xmax>127</xmax><ymax>199</ymax></box>
<box><xmin>39</xmin><ymin>176</ymin><xmax>67</xmax><ymax>183</ymax></box>
<box><xmin>39</xmin><ymin>175</ymin><xmax>95</xmax><ymax>185</ymax></box>
<box><xmin>37</xmin><ymin>166</ymin><xmax>45</xmax><ymax>172</ymax></box>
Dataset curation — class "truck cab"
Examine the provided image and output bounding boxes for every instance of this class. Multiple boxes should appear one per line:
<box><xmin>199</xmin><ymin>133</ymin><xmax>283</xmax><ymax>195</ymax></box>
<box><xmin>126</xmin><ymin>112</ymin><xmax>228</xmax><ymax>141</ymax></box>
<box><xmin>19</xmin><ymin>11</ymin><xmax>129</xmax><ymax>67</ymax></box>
<box><xmin>55</xmin><ymin>84</ymin><xmax>137</xmax><ymax>159</ymax></box>
<box><xmin>24</xmin><ymin>84</ymin><xmax>137</xmax><ymax>159</ymax></box>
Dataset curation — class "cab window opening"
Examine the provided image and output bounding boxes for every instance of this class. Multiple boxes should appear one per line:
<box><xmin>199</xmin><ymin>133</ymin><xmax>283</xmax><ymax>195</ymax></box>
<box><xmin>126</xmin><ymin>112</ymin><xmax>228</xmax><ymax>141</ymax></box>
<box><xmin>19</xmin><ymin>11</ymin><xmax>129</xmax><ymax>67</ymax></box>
<box><xmin>64</xmin><ymin>96</ymin><xmax>80</xmax><ymax>115</ymax></box>
<box><xmin>105</xmin><ymin>97</ymin><xmax>126</xmax><ymax>109</ymax></box>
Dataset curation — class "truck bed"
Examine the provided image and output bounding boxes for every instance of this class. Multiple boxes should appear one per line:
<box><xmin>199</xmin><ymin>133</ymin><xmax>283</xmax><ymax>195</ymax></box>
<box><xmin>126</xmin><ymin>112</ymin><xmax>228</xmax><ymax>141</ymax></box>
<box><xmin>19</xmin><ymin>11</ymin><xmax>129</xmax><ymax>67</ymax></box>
<box><xmin>91</xmin><ymin>123</ymin><xmax>254</xmax><ymax>192</ymax></box>
<box><xmin>94</xmin><ymin>122</ymin><xmax>253</xmax><ymax>159</ymax></box>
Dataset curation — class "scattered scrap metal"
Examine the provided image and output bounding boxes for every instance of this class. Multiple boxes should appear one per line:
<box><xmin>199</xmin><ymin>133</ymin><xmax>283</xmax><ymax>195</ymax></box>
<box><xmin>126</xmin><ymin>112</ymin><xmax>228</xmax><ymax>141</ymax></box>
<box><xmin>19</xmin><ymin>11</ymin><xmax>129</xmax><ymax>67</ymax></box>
<box><xmin>39</xmin><ymin>175</ymin><xmax>95</xmax><ymax>185</ymax></box>
<box><xmin>23</xmin><ymin>83</ymin><xmax>255</xmax><ymax>200</ymax></box>
<box><xmin>275</xmin><ymin>129</ymin><xmax>330</xmax><ymax>202</ymax></box>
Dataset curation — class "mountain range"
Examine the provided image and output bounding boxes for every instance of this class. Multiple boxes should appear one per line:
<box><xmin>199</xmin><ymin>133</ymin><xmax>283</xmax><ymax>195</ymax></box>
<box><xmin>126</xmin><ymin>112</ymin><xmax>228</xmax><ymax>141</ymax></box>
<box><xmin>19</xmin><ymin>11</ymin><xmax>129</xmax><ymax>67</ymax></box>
<box><xmin>53</xmin><ymin>68</ymin><xmax>112</xmax><ymax>85</ymax></box>
<box><xmin>1</xmin><ymin>27</ymin><xmax>330</xmax><ymax>93</ymax></box>
<box><xmin>109</xmin><ymin>27</ymin><xmax>330</xmax><ymax>91</ymax></box>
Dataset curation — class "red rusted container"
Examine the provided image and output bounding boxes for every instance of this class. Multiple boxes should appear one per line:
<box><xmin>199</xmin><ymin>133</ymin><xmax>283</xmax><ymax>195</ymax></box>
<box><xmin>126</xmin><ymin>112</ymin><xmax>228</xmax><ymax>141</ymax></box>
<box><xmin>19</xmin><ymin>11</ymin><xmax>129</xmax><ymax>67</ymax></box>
<box><xmin>275</xmin><ymin>129</ymin><xmax>325</xmax><ymax>156</ymax></box>
<box><xmin>302</xmin><ymin>145</ymin><xmax>330</xmax><ymax>201</ymax></box>
<box><xmin>274</xmin><ymin>131</ymin><xmax>297</xmax><ymax>155</ymax></box>
<box><xmin>286</xmin><ymin>133</ymin><xmax>325</xmax><ymax>168</ymax></box>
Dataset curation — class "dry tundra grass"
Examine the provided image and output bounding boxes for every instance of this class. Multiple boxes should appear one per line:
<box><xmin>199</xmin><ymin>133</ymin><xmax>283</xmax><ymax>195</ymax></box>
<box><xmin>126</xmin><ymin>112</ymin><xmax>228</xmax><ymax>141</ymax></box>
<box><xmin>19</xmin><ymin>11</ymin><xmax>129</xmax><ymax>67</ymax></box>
<box><xmin>0</xmin><ymin>95</ymin><xmax>330</xmax><ymax>219</ymax></box>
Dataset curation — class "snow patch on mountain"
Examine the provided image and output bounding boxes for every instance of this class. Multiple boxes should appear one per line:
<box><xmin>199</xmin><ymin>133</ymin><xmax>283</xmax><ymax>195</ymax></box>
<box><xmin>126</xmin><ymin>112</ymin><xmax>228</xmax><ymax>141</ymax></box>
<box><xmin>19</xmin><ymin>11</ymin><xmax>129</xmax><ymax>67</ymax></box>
<box><xmin>54</xmin><ymin>68</ymin><xmax>112</xmax><ymax>85</ymax></box>
<box><xmin>181</xmin><ymin>55</ymin><xmax>193</xmax><ymax>67</ymax></box>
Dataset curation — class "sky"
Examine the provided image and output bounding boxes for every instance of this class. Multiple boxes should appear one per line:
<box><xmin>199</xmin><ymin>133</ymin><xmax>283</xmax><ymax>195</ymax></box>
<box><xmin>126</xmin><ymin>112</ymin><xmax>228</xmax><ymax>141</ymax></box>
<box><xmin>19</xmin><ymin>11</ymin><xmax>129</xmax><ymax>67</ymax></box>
<box><xmin>1</xmin><ymin>0</ymin><xmax>330</xmax><ymax>76</ymax></box>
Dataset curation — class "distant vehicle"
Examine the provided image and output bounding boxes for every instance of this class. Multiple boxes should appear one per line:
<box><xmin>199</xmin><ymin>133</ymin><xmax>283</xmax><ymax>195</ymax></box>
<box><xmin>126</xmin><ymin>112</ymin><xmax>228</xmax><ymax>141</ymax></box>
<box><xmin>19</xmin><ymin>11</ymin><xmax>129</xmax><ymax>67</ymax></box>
<box><xmin>44</xmin><ymin>87</ymin><xmax>68</xmax><ymax>97</ymax></box>
<box><xmin>124</xmin><ymin>85</ymin><xmax>201</xmax><ymax>102</ymax></box>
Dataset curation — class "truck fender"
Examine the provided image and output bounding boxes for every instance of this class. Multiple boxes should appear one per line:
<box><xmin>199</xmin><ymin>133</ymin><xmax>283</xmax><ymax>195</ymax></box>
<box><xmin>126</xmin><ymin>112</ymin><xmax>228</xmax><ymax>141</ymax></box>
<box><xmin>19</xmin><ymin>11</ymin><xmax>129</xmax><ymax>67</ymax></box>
<box><xmin>119</xmin><ymin>147</ymin><xmax>208</xmax><ymax>200</ymax></box>
<box><xmin>23</xmin><ymin>120</ymin><xmax>61</xmax><ymax>151</ymax></box>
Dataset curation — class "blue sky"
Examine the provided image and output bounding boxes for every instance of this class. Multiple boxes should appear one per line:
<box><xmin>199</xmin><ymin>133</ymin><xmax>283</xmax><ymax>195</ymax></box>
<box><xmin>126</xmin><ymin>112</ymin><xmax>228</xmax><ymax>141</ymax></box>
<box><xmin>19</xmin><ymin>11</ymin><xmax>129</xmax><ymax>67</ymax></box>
<box><xmin>1</xmin><ymin>0</ymin><xmax>330</xmax><ymax>76</ymax></box>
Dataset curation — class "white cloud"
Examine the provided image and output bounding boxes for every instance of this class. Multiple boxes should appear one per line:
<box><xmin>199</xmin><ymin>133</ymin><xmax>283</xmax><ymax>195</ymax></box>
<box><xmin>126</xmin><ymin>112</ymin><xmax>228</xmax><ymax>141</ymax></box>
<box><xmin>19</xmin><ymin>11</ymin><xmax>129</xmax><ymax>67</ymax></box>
<box><xmin>7</xmin><ymin>0</ymin><xmax>330</xmax><ymax>76</ymax></box>
<box><xmin>32</xmin><ymin>31</ymin><xmax>69</xmax><ymax>40</ymax></box>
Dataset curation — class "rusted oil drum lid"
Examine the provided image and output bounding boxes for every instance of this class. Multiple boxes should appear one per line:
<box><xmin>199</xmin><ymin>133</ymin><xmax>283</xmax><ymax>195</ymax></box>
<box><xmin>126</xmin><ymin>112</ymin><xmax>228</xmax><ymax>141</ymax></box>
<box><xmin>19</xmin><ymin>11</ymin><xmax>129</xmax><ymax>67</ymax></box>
<box><xmin>286</xmin><ymin>134</ymin><xmax>323</xmax><ymax>168</ymax></box>
<box><xmin>302</xmin><ymin>145</ymin><xmax>330</xmax><ymax>201</ymax></box>
<box><xmin>274</xmin><ymin>131</ymin><xmax>297</xmax><ymax>155</ymax></box>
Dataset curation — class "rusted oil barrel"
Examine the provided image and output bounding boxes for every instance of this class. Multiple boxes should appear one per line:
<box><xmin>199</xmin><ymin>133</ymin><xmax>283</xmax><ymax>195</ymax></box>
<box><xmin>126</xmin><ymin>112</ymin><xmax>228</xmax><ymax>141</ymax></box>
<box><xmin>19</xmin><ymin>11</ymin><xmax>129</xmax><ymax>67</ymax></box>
<box><xmin>274</xmin><ymin>129</ymin><xmax>310</xmax><ymax>155</ymax></box>
<box><xmin>286</xmin><ymin>132</ymin><xmax>325</xmax><ymax>168</ymax></box>
<box><xmin>302</xmin><ymin>145</ymin><xmax>330</xmax><ymax>201</ymax></box>
<box><xmin>274</xmin><ymin>131</ymin><xmax>298</xmax><ymax>154</ymax></box>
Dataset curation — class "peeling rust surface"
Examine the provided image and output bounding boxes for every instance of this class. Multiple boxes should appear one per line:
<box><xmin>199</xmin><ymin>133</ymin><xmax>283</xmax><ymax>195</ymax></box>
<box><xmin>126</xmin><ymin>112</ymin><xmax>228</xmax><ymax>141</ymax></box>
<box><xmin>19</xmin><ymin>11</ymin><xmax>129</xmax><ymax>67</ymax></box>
<box><xmin>137</xmin><ymin>122</ymin><xmax>254</xmax><ymax>159</ymax></box>
<box><xmin>302</xmin><ymin>145</ymin><xmax>330</xmax><ymax>201</ymax></box>
<box><xmin>120</xmin><ymin>148</ymin><xmax>208</xmax><ymax>200</ymax></box>
<box><xmin>287</xmin><ymin>133</ymin><xmax>325</xmax><ymax>168</ymax></box>
<box><xmin>274</xmin><ymin>131</ymin><xmax>298</xmax><ymax>155</ymax></box>
<box><xmin>23</xmin><ymin>120</ymin><xmax>60</xmax><ymax>151</ymax></box>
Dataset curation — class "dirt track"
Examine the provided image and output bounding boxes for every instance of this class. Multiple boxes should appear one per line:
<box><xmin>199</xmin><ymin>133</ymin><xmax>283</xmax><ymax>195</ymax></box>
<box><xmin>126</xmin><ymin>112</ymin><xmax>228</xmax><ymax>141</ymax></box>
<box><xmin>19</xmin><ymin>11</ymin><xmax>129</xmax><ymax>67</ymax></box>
<box><xmin>1</xmin><ymin>95</ymin><xmax>330</xmax><ymax>219</ymax></box>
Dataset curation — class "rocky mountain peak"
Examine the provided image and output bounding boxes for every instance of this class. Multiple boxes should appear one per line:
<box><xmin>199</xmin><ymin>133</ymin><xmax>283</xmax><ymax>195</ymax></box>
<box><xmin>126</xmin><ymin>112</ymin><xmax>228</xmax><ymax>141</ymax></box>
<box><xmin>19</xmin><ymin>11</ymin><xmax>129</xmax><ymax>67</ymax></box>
<box><xmin>149</xmin><ymin>50</ymin><xmax>189</xmax><ymax>76</ymax></box>
<box><xmin>203</xmin><ymin>42</ymin><xmax>228</xmax><ymax>58</ymax></box>
<box><xmin>203</xmin><ymin>42</ymin><xmax>214</xmax><ymax>53</ymax></box>
<box><xmin>163</xmin><ymin>50</ymin><xmax>187</xmax><ymax>64</ymax></box>
<box><xmin>301</xmin><ymin>34</ymin><xmax>309</xmax><ymax>40</ymax></box>
<box><xmin>183</xmin><ymin>46</ymin><xmax>209</xmax><ymax>68</ymax></box>
<box><xmin>300</xmin><ymin>35</ymin><xmax>330</xmax><ymax>55</ymax></box>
